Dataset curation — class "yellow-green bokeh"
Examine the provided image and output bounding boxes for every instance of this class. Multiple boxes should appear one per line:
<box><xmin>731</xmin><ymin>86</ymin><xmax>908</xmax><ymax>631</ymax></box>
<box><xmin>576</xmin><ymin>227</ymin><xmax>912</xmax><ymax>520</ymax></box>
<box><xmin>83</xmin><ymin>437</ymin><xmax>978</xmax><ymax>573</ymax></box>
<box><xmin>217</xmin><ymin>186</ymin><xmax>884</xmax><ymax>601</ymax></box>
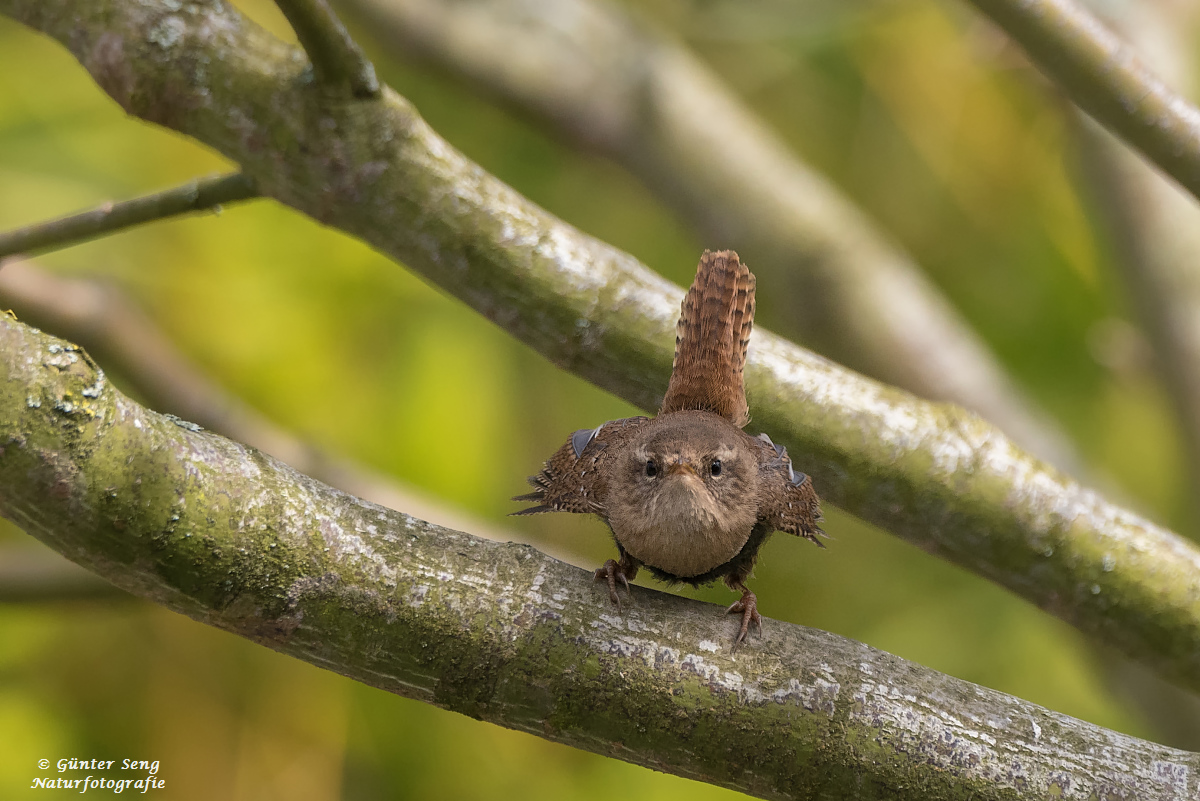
<box><xmin>1</xmin><ymin>0</ymin><xmax>1195</xmax><ymax>798</ymax></box>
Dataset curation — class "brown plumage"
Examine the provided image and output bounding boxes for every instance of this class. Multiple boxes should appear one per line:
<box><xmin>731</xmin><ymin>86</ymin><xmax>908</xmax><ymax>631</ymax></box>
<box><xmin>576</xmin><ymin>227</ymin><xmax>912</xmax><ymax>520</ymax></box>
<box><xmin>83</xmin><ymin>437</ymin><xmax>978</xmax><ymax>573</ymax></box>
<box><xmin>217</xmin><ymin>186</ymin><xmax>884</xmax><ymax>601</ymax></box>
<box><xmin>660</xmin><ymin>251</ymin><xmax>755</xmax><ymax>426</ymax></box>
<box><xmin>513</xmin><ymin>250</ymin><xmax>824</xmax><ymax>647</ymax></box>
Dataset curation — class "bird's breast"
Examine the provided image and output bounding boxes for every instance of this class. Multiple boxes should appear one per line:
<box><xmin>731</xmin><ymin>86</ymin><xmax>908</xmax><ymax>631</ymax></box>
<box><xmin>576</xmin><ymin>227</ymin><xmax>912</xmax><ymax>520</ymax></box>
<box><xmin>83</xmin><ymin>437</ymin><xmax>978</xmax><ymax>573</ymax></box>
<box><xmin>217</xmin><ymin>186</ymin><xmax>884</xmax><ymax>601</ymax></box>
<box><xmin>610</xmin><ymin>475</ymin><xmax>755</xmax><ymax>578</ymax></box>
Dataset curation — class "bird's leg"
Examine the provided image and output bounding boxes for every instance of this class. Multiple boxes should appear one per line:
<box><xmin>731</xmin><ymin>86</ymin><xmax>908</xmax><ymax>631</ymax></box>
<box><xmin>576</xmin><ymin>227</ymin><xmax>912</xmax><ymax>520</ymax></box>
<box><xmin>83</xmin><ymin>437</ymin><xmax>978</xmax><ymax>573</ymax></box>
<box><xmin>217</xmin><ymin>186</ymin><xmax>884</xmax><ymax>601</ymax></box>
<box><xmin>594</xmin><ymin>552</ymin><xmax>640</xmax><ymax>609</ymax></box>
<box><xmin>725</xmin><ymin>578</ymin><xmax>762</xmax><ymax>649</ymax></box>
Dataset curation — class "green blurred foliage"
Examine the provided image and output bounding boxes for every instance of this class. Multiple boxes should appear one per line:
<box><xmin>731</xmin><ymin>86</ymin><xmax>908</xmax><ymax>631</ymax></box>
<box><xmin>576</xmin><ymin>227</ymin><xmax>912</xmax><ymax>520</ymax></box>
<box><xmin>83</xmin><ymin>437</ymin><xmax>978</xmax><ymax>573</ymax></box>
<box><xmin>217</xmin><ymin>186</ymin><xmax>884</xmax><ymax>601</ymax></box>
<box><xmin>0</xmin><ymin>0</ymin><xmax>1196</xmax><ymax>797</ymax></box>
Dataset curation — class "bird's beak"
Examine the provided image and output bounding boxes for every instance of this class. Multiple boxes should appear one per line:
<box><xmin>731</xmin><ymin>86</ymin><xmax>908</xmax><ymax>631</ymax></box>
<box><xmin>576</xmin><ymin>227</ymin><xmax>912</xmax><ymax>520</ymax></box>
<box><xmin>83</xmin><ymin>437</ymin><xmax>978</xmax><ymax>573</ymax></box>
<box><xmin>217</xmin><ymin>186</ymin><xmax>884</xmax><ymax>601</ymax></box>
<box><xmin>665</xmin><ymin>459</ymin><xmax>697</xmax><ymax>477</ymax></box>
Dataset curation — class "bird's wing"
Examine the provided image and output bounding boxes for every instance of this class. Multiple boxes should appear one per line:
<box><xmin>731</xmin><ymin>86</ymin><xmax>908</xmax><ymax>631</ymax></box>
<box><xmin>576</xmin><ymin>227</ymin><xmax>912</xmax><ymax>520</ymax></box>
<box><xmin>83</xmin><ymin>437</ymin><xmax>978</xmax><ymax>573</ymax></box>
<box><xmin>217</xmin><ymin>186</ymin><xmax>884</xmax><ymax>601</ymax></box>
<box><xmin>659</xmin><ymin>250</ymin><xmax>755</xmax><ymax>428</ymax></box>
<box><xmin>511</xmin><ymin>416</ymin><xmax>651</xmax><ymax>516</ymax></box>
<box><xmin>753</xmin><ymin>434</ymin><xmax>825</xmax><ymax>546</ymax></box>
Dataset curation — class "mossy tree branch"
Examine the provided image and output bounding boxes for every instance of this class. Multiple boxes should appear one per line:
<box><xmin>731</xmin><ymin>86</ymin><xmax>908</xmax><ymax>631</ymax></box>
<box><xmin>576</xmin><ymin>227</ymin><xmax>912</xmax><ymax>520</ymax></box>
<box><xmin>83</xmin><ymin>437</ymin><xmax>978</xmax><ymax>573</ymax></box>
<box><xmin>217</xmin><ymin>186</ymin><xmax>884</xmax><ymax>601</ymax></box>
<box><xmin>1</xmin><ymin>313</ymin><xmax>1196</xmax><ymax>799</ymax></box>
<box><xmin>964</xmin><ymin>0</ymin><xmax>1200</xmax><ymax>206</ymax></box>
<box><xmin>3</xmin><ymin>0</ymin><xmax>1200</xmax><ymax>693</ymax></box>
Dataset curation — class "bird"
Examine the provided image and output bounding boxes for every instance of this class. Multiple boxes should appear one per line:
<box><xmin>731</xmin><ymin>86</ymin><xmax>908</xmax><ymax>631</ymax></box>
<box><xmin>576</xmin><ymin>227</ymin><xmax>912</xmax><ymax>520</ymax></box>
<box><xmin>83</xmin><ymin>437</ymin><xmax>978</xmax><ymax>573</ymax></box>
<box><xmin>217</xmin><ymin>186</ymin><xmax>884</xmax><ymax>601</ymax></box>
<box><xmin>512</xmin><ymin>250</ymin><xmax>824</xmax><ymax>646</ymax></box>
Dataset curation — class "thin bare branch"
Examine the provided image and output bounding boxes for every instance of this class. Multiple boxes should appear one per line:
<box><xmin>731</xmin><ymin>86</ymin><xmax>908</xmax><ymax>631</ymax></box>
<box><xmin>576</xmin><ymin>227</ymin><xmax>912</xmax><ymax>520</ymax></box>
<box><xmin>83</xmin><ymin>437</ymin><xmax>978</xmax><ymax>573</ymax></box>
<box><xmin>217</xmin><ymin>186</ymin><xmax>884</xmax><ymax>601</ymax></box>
<box><xmin>0</xmin><ymin>172</ymin><xmax>257</xmax><ymax>260</ymax></box>
<box><xmin>274</xmin><ymin>0</ymin><xmax>379</xmax><ymax>98</ymax></box>
<box><xmin>0</xmin><ymin>313</ymin><xmax>1195</xmax><ymax>799</ymax></box>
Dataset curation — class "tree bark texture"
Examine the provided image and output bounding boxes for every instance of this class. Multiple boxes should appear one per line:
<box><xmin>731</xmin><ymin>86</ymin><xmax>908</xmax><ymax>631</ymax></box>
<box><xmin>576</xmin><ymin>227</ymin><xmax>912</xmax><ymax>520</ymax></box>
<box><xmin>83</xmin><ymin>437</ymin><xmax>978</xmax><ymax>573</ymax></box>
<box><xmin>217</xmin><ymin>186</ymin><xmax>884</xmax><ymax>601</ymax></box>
<box><xmin>3</xmin><ymin>0</ymin><xmax>1200</xmax><ymax>695</ymax></box>
<box><xmin>0</xmin><ymin>313</ymin><xmax>1196</xmax><ymax>799</ymax></box>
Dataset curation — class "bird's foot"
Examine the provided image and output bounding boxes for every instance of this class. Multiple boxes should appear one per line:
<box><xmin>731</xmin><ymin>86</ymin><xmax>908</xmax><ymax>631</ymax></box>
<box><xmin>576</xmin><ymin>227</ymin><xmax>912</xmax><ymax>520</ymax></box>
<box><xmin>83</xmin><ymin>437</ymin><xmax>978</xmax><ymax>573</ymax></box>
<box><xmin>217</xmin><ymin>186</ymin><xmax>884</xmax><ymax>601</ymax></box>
<box><xmin>594</xmin><ymin>557</ymin><xmax>635</xmax><ymax>609</ymax></box>
<box><xmin>726</xmin><ymin>589</ymin><xmax>762</xmax><ymax>649</ymax></box>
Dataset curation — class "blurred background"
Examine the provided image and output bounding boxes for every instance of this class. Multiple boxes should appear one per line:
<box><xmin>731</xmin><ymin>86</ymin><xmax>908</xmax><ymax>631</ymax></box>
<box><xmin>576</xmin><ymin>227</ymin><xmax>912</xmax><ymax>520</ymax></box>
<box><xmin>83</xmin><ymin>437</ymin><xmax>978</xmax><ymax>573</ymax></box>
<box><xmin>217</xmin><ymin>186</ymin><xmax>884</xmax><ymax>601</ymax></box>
<box><xmin>2</xmin><ymin>0</ymin><xmax>1200</xmax><ymax>798</ymax></box>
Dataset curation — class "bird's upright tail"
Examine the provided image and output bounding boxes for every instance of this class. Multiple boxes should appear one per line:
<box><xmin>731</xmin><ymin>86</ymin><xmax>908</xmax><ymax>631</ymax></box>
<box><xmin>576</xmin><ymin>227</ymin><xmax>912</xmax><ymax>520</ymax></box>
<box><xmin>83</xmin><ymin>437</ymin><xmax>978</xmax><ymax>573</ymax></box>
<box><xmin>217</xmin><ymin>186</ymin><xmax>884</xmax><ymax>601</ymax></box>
<box><xmin>659</xmin><ymin>250</ymin><xmax>755</xmax><ymax>427</ymax></box>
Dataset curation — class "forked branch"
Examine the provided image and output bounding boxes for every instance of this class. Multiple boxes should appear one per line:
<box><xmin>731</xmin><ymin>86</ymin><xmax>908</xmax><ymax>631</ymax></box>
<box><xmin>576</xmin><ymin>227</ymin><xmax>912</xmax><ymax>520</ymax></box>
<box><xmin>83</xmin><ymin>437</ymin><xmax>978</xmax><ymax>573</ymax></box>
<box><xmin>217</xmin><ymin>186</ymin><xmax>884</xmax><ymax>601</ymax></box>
<box><xmin>274</xmin><ymin>0</ymin><xmax>379</xmax><ymax>98</ymax></box>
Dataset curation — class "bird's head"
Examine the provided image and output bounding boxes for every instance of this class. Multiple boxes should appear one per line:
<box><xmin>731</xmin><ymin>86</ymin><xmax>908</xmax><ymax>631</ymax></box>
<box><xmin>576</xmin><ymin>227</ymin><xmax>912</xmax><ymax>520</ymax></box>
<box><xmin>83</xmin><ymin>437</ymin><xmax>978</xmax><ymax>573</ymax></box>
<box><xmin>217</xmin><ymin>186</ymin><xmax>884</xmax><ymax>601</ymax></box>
<box><xmin>616</xmin><ymin>411</ymin><xmax>759</xmax><ymax>534</ymax></box>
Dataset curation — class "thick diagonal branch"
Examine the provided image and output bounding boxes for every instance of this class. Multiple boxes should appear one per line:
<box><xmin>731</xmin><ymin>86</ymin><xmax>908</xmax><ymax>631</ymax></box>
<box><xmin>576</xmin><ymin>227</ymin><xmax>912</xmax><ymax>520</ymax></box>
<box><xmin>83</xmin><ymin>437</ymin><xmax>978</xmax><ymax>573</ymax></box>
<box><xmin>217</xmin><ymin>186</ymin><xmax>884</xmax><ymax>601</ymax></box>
<box><xmin>0</xmin><ymin>314</ymin><xmax>1195</xmax><ymax>799</ymax></box>
<box><xmin>339</xmin><ymin>0</ymin><xmax>1077</xmax><ymax>473</ymax></box>
<box><xmin>4</xmin><ymin>0</ymin><xmax>1200</xmax><ymax>693</ymax></box>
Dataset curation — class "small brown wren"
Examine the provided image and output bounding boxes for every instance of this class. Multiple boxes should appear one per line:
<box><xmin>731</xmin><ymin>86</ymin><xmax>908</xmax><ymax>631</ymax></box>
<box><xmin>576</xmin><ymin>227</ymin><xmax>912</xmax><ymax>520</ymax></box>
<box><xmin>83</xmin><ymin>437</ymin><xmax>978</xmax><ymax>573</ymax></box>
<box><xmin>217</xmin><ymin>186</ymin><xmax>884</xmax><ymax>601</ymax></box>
<box><xmin>513</xmin><ymin>250</ymin><xmax>824</xmax><ymax>646</ymax></box>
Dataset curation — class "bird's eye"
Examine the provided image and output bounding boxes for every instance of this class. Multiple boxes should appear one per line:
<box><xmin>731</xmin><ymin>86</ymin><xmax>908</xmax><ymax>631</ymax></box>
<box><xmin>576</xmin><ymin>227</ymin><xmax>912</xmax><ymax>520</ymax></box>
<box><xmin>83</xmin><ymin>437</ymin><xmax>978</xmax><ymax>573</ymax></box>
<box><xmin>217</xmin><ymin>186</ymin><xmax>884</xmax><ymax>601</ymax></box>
<box><xmin>710</xmin><ymin>459</ymin><xmax>722</xmax><ymax>477</ymax></box>
<box><xmin>645</xmin><ymin>460</ymin><xmax>658</xmax><ymax>478</ymax></box>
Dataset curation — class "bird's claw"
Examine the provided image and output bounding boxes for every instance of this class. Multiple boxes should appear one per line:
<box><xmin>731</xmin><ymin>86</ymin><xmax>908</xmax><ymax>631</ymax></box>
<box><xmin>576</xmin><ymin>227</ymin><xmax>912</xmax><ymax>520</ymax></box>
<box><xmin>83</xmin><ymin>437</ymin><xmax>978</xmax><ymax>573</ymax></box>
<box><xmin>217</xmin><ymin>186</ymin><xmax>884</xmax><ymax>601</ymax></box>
<box><xmin>594</xmin><ymin>559</ymin><xmax>633</xmax><ymax>609</ymax></box>
<box><xmin>726</xmin><ymin>590</ymin><xmax>762</xmax><ymax>649</ymax></box>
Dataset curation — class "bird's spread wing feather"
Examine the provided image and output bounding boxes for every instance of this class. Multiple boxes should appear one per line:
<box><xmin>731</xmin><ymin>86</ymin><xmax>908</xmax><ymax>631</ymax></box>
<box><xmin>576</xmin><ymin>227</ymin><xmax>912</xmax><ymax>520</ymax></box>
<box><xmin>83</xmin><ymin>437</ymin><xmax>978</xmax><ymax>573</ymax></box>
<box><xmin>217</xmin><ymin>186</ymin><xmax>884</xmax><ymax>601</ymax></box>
<box><xmin>659</xmin><ymin>250</ymin><xmax>755</xmax><ymax>427</ymax></box>
<box><xmin>754</xmin><ymin>433</ymin><xmax>825</xmax><ymax>546</ymax></box>
<box><xmin>511</xmin><ymin>417</ymin><xmax>651</xmax><ymax>516</ymax></box>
